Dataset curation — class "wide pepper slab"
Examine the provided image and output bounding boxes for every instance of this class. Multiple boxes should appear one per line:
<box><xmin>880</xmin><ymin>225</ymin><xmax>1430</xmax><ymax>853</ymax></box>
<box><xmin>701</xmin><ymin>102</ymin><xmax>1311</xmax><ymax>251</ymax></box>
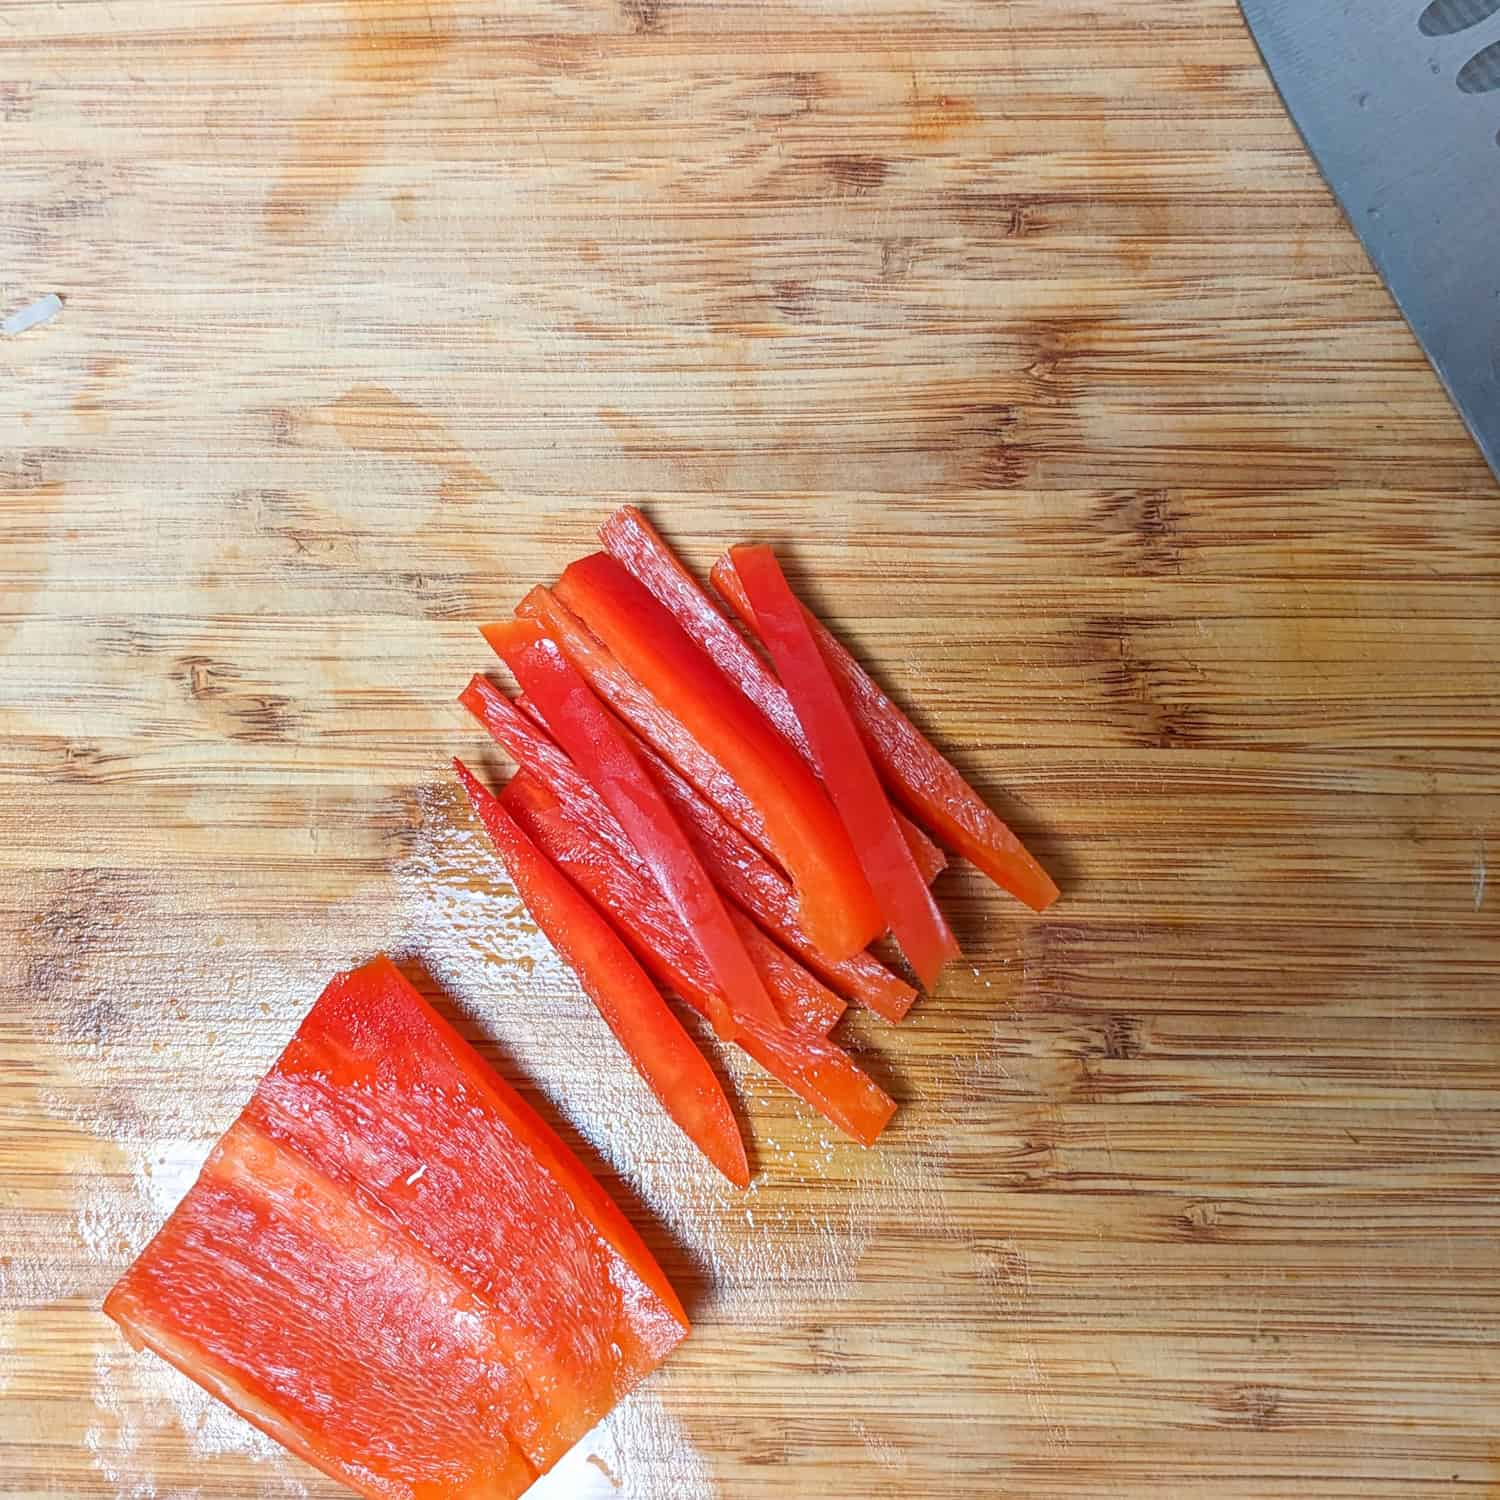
<box><xmin>105</xmin><ymin>957</ymin><xmax>689</xmax><ymax>1500</ymax></box>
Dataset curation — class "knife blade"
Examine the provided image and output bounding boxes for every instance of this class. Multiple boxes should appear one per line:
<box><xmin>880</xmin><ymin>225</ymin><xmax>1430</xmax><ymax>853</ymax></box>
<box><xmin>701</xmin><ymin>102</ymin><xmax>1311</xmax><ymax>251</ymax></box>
<box><xmin>1239</xmin><ymin>0</ymin><xmax>1500</xmax><ymax>480</ymax></box>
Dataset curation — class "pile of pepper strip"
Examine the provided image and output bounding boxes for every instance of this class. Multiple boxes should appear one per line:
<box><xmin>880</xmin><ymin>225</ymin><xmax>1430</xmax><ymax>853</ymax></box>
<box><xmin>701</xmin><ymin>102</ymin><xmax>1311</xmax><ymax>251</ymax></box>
<box><xmin>103</xmin><ymin>509</ymin><xmax>1061</xmax><ymax>1500</ymax></box>
<box><xmin>457</xmin><ymin>507</ymin><xmax>1058</xmax><ymax>1181</ymax></box>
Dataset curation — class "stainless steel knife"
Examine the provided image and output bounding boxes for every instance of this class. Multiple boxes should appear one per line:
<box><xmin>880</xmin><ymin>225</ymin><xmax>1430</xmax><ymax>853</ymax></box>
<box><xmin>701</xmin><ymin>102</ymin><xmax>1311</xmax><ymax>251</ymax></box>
<box><xmin>1239</xmin><ymin>0</ymin><xmax>1500</xmax><ymax>479</ymax></box>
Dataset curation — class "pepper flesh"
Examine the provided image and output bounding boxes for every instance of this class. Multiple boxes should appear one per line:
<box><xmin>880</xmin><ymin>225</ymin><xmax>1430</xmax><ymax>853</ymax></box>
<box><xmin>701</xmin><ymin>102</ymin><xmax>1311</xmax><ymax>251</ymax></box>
<box><xmin>557</xmin><ymin>699</ymin><xmax>915</xmax><ymax>1024</ymax></box>
<box><xmin>454</xmin><ymin>757</ymin><xmax>749</xmax><ymax>1188</ymax></box>
<box><xmin>599</xmin><ymin>505</ymin><xmax>946</xmax><ymax>885</ymax></box>
<box><xmin>108</xmin><ymin>1118</ymin><xmax>544</xmax><ymax>1499</ymax></box>
<box><xmin>458</xmin><ymin>676</ymin><xmax>848</xmax><ymax>1035</ymax></box>
<box><xmin>502</xmin><ymin>773</ymin><xmax>897</xmax><ymax>1147</ymax></box>
<box><xmin>712</xmin><ymin>555</ymin><xmax>1060</xmax><ymax>913</ymax></box>
<box><xmin>486</xmin><ymin>617</ymin><xmax>783</xmax><ymax>1039</ymax></box>
<box><xmin>509</xmin><ymin>585</ymin><xmax>776</xmax><ymax>856</ymax></box>
<box><xmin>105</xmin><ymin>957</ymin><xmax>689</xmax><ymax>1499</ymax></box>
<box><xmin>730</xmin><ymin>544</ymin><xmax>961</xmax><ymax>992</ymax></box>
<box><xmin>606</xmin><ymin>714</ymin><xmax>915</xmax><ymax>1023</ymax></box>
<box><xmin>551</xmin><ymin>553</ymin><xmax>882</xmax><ymax>963</ymax></box>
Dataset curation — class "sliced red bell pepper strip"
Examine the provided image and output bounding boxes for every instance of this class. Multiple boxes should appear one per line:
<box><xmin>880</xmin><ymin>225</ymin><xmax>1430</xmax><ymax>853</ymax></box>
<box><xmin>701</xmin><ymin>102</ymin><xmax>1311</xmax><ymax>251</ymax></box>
<box><xmin>509</xmin><ymin>584</ymin><xmax>777</xmax><ymax>857</ymax></box>
<box><xmin>461</xmin><ymin>672</ymin><xmax>681</xmax><ymax>895</ymax></box>
<box><xmin>453</xmin><ymin>757</ymin><xmax>749</xmax><ymax>1188</ymax></box>
<box><xmin>107</xmin><ymin>956</ymin><xmax>690</xmax><ymax>1497</ymax></box>
<box><xmin>461</xmin><ymin>672</ymin><xmax>899</xmax><ymax>1024</ymax></box>
<box><xmin>730</xmin><ymin>1022</ymin><xmax>896</xmax><ymax>1150</ymax></box>
<box><xmin>501</xmin><ymin>772</ymin><xmax>896</xmax><ymax>1147</ymax></box>
<box><xmin>729</xmin><ymin>543</ymin><xmax>962</xmax><ymax>992</ymax></box>
<box><xmin>555</xmin><ymin>699</ymin><xmax>916</xmax><ymax>1025</ymax></box>
<box><xmin>599</xmin><ymin>504</ymin><xmax>947</xmax><ymax>886</ymax></box>
<box><xmin>712</xmin><ymin>555</ymin><xmax>1061</xmax><ymax>913</ymax></box>
<box><xmin>458</xmin><ymin>676</ymin><xmax>848</xmax><ymax>1035</ymax></box>
<box><xmin>551</xmin><ymin>553</ymin><xmax>883</xmax><ymax>965</ymax></box>
<box><xmin>482</xmin><ymin>618</ymin><xmax>782</xmax><ymax>1040</ymax></box>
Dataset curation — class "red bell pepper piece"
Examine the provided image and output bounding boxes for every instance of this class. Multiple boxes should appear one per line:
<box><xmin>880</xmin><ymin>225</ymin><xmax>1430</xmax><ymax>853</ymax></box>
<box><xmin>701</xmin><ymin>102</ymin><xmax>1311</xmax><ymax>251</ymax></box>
<box><xmin>712</xmin><ymin>555</ymin><xmax>1061</xmax><ymax>913</ymax></box>
<box><xmin>482</xmin><ymin>618</ymin><xmax>783</xmax><ymax>1040</ymax></box>
<box><xmin>502</xmin><ymin>773</ymin><xmax>897</xmax><ymax>1147</ymax></box>
<box><xmin>110</xmin><ymin>1119</ymin><xmax>545</xmax><ymax>1497</ymax></box>
<box><xmin>580</xmin><ymin>704</ymin><xmax>916</xmax><ymax>1024</ymax></box>
<box><xmin>458</xmin><ymin>676</ymin><xmax>849</xmax><ymax>1035</ymax></box>
<box><xmin>729</xmin><ymin>544</ymin><xmax>961</xmax><ymax>992</ymax></box>
<box><xmin>462</xmin><ymin>671</ymin><xmax>903</xmax><ymax>1024</ymax></box>
<box><xmin>599</xmin><ymin>504</ymin><xmax>947</xmax><ymax>886</ymax></box>
<box><xmin>730</xmin><ymin>1022</ymin><xmax>896</xmax><ymax>1150</ymax></box>
<box><xmin>106</xmin><ymin>957</ymin><xmax>689</xmax><ymax>1498</ymax></box>
<box><xmin>509</xmin><ymin>583</ymin><xmax>778</xmax><ymax>858</ymax></box>
<box><xmin>550</xmin><ymin>553</ymin><xmax>883</xmax><ymax>964</ymax></box>
<box><xmin>453</xmin><ymin>757</ymin><xmax>749</xmax><ymax>1188</ymax></box>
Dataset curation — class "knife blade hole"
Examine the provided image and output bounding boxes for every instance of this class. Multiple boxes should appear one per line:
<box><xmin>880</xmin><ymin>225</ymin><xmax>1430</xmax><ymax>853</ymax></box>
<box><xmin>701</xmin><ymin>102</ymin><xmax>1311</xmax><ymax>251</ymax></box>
<box><xmin>1458</xmin><ymin>38</ymin><xmax>1500</xmax><ymax>91</ymax></box>
<box><xmin>1419</xmin><ymin>0</ymin><xmax>1500</xmax><ymax>36</ymax></box>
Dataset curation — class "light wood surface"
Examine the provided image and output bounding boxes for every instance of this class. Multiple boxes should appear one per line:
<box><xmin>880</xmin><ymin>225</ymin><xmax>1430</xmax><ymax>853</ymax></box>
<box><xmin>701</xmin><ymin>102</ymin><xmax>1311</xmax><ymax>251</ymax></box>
<box><xmin>4</xmin><ymin>2</ymin><xmax>1499</xmax><ymax>1497</ymax></box>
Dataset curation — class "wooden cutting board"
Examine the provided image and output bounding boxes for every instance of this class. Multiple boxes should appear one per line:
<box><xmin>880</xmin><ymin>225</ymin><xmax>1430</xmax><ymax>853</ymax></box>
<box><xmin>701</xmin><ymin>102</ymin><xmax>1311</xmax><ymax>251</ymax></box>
<box><xmin>4</xmin><ymin>2</ymin><xmax>1498</xmax><ymax>1496</ymax></box>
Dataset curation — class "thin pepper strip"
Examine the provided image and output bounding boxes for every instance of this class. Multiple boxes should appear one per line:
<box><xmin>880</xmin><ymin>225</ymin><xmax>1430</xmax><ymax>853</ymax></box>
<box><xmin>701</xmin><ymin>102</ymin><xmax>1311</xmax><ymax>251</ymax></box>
<box><xmin>555</xmin><ymin>700</ymin><xmax>916</xmax><ymax>1025</ymax></box>
<box><xmin>501</xmin><ymin>772</ymin><xmax>896</xmax><ymax>1147</ymax></box>
<box><xmin>730</xmin><ymin>544</ymin><xmax>961</xmax><ymax>992</ymax></box>
<box><xmin>599</xmin><ymin>505</ymin><xmax>946</xmax><ymax>885</ymax></box>
<box><xmin>483</xmin><ymin>620</ymin><xmax>782</xmax><ymax>1039</ymax></box>
<box><xmin>461</xmin><ymin>672</ymin><xmax>895</xmax><ymax>1023</ymax></box>
<box><xmin>458</xmin><ymin>676</ymin><xmax>847</xmax><ymax>1036</ymax></box>
<box><xmin>712</xmin><ymin>555</ymin><xmax>1060</xmax><ymax>913</ymax></box>
<box><xmin>552</xmin><ymin>553</ymin><xmax>882</xmax><ymax>964</ymax></box>
<box><xmin>507</xmin><ymin>586</ymin><xmax>777</xmax><ymax>860</ymax></box>
<box><xmin>454</xmin><ymin>757</ymin><xmax>749</xmax><ymax>1188</ymax></box>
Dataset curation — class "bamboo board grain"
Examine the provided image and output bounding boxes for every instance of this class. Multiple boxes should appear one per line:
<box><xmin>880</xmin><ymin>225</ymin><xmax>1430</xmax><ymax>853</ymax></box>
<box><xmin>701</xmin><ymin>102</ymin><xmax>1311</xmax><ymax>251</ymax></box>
<box><xmin>3</xmin><ymin>0</ymin><xmax>1499</xmax><ymax>1496</ymax></box>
